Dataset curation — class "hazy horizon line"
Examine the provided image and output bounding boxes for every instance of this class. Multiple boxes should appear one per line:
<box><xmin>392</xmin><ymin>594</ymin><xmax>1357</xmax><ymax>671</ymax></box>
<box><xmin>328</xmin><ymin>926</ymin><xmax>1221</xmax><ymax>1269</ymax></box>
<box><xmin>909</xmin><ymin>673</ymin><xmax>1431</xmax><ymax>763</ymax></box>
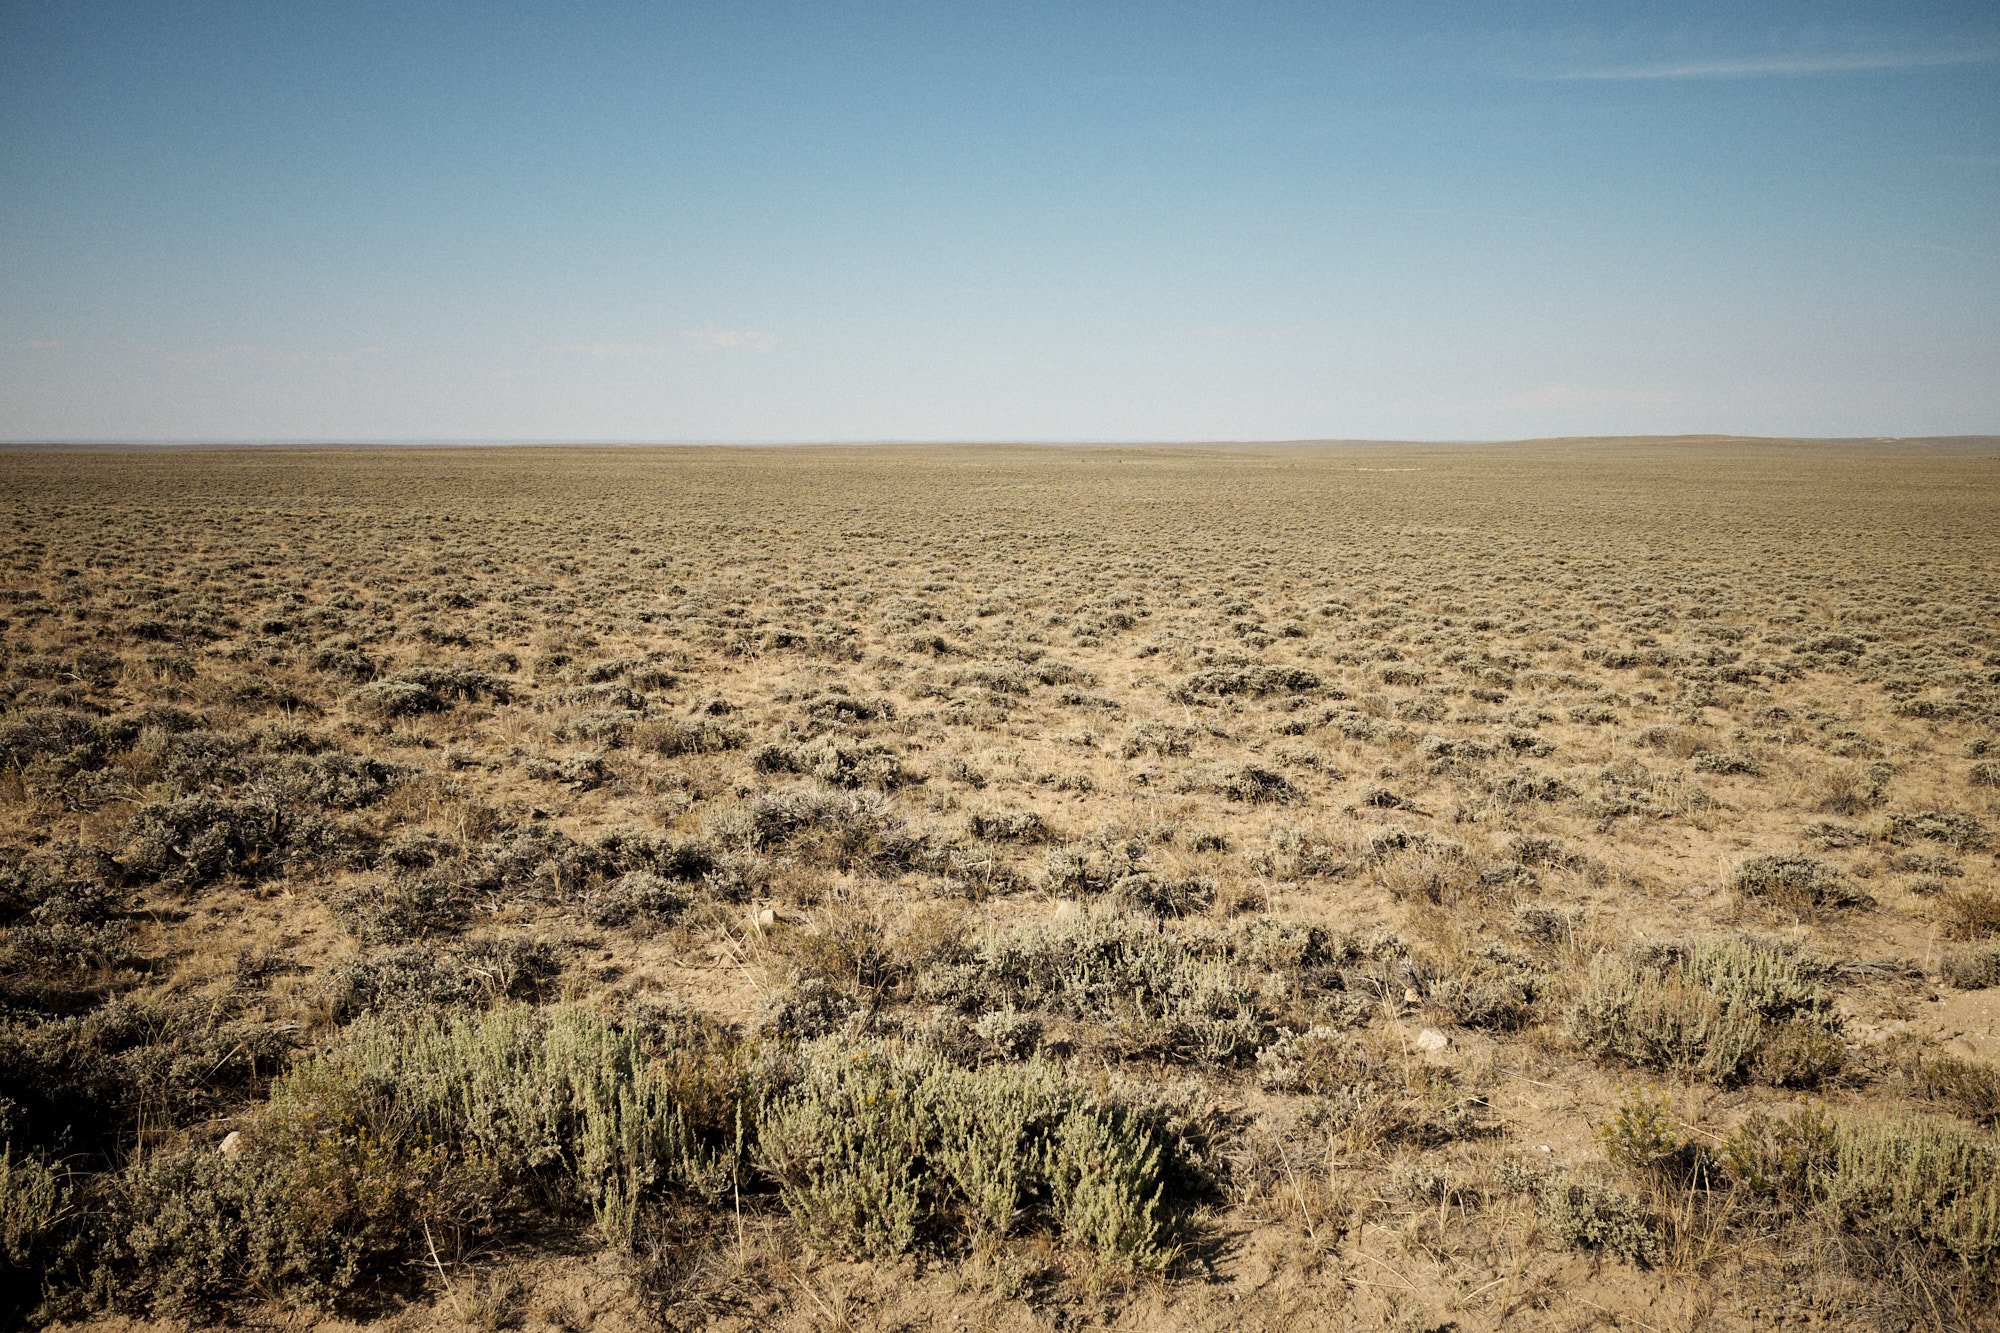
<box><xmin>4</xmin><ymin>433</ymin><xmax>1996</xmax><ymax>451</ymax></box>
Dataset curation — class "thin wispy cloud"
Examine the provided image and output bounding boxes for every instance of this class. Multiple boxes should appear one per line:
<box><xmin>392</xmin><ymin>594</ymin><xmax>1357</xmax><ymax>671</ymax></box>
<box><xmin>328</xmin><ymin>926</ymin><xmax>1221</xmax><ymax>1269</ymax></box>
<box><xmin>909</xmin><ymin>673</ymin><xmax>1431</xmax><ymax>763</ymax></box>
<box><xmin>160</xmin><ymin>343</ymin><xmax>384</xmax><ymax>368</ymax></box>
<box><xmin>563</xmin><ymin>330</ymin><xmax>779</xmax><ymax>358</ymax></box>
<box><xmin>1896</xmin><ymin>240</ymin><xmax>1997</xmax><ymax>262</ymax></box>
<box><xmin>1552</xmin><ymin>49</ymin><xmax>1999</xmax><ymax>81</ymax></box>
<box><xmin>1184</xmin><ymin>323</ymin><xmax>1315</xmax><ymax>343</ymax></box>
<box><xmin>680</xmin><ymin>329</ymin><xmax>779</xmax><ymax>352</ymax></box>
<box><xmin>566</xmin><ymin>341</ymin><xmax>666</xmax><ymax>359</ymax></box>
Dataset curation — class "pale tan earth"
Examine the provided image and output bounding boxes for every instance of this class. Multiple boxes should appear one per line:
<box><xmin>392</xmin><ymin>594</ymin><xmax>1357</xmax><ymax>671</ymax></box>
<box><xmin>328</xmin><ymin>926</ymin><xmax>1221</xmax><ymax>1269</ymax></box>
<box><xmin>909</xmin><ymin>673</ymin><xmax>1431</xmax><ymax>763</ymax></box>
<box><xmin>4</xmin><ymin>438</ymin><xmax>1997</xmax><ymax>1331</ymax></box>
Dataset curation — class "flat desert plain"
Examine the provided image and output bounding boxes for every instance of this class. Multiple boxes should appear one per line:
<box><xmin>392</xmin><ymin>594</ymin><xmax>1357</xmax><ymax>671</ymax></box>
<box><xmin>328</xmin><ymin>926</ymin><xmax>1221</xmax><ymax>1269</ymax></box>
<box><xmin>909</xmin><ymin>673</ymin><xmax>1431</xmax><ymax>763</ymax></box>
<box><xmin>3</xmin><ymin>438</ymin><xmax>1999</xmax><ymax>1331</ymax></box>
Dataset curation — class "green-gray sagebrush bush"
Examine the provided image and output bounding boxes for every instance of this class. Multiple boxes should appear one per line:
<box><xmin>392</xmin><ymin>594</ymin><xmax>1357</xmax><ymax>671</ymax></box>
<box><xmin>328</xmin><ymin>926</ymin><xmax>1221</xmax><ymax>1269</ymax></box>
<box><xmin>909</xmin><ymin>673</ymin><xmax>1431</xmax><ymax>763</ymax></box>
<box><xmin>755</xmin><ymin>1037</ymin><xmax>1171</xmax><ymax>1269</ymax></box>
<box><xmin>1567</xmin><ymin>937</ymin><xmax>1844</xmax><ymax>1087</ymax></box>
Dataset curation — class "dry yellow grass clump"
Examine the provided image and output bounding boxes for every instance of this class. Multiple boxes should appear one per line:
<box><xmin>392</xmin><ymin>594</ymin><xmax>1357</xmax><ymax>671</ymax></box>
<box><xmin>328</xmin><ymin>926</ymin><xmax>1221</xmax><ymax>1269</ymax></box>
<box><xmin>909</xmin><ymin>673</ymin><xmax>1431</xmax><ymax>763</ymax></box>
<box><xmin>2</xmin><ymin>438</ymin><xmax>1998</xmax><ymax>1331</ymax></box>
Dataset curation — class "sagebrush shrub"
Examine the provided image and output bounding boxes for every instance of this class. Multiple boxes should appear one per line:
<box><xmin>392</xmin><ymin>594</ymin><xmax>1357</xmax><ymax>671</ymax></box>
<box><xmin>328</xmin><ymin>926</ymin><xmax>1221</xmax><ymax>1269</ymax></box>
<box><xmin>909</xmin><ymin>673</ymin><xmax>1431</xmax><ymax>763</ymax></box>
<box><xmin>0</xmin><ymin>998</ymin><xmax>291</xmax><ymax>1160</ymax></box>
<box><xmin>1043</xmin><ymin>1105</ymin><xmax>1166</xmax><ymax>1270</ymax></box>
<box><xmin>1906</xmin><ymin>1053</ymin><xmax>2000</xmax><ymax>1128</ymax></box>
<box><xmin>754</xmin><ymin>1039</ymin><xmax>1171</xmax><ymax>1269</ymax></box>
<box><xmin>1505</xmin><ymin>1163</ymin><xmax>1660</xmax><ymax>1266</ymax></box>
<box><xmin>1940</xmin><ymin>945</ymin><xmax>2000</xmax><ymax>990</ymax></box>
<box><xmin>1719</xmin><ymin>1103</ymin><xmax>1835</xmax><ymax>1206</ymax></box>
<box><xmin>1111</xmin><ymin>871</ymin><xmax>1215</xmax><ymax>918</ymax></box>
<box><xmin>61</xmin><ymin>1005</ymin><xmax>743</xmax><ymax>1315</ymax></box>
<box><xmin>98</xmin><ymin>1068</ymin><xmax>482</xmax><ymax>1310</ymax></box>
<box><xmin>1169</xmin><ymin>665</ymin><xmax>1319</xmax><ymax>703</ymax></box>
<box><xmin>1540</xmin><ymin>1177</ymin><xmax>1661</xmax><ymax>1266</ymax></box>
<box><xmin>1567</xmin><ymin>938</ymin><xmax>1841</xmax><ymax>1086</ymax></box>
<box><xmin>1821</xmin><ymin>1114</ymin><xmax>2000</xmax><ymax>1278</ymax></box>
<box><xmin>917</xmin><ymin>908</ymin><xmax>1269</xmax><ymax>1066</ymax></box>
<box><xmin>631</xmin><ymin>716</ymin><xmax>744</xmax><ymax>756</ymax></box>
<box><xmin>325</xmin><ymin>938</ymin><xmax>559</xmax><ymax>1019</ymax></box>
<box><xmin>346</xmin><ymin>665</ymin><xmax>509</xmax><ymax>721</ymax></box>
<box><xmin>316</xmin><ymin>1005</ymin><xmax>747</xmax><ymax>1246</ymax></box>
<box><xmin>0</xmin><ymin>709</ymin><xmax>135</xmax><ymax>786</ymax></box>
<box><xmin>1730</xmin><ymin>854</ymin><xmax>1870</xmax><ymax>913</ymax></box>
<box><xmin>1939</xmin><ymin>887</ymin><xmax>2000</xmax><ymax>941</ymax></box>
<box><xmin>123</xmin><ymin>795</ymin><xmax>343</xmax><ymax>890</ymax></box>
<box><xmin>1887</xmin><ymin>809</ymin><xmax>1986</xmax><ymax>851</ymax></box>
<box><xmin>1</xmin><ymin>1145</ymin><xmax>65</xmax><ymax>1290</ymax></box>
<box><xmin>1596</xmin><ymin>1090</ymin><xmax>1697</xmax><ymax>1179</ymax></box>
<box><xmin>965</xmin><ymin>809</ymin><xmax>1051</xmax><ymax>843</ymax></box>
<box><xmin>750</xmin><ymin>736</ymin><xmax>911</xmax><ymax>790</ymax></box>
<box><xmin>1721</xmin><ymin>1105</ymin><xmax>2000</xmax><ymax>1281</ymax></box>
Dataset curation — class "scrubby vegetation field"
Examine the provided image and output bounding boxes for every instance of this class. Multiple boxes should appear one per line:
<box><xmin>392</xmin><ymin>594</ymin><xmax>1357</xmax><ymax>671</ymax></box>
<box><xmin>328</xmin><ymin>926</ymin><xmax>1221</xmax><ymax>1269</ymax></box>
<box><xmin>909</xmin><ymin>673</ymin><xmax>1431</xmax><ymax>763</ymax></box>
<box><xmin>3</xmin><ymin>438</ymin><xmax>1999</xmax><ymax>1331</ymax></box>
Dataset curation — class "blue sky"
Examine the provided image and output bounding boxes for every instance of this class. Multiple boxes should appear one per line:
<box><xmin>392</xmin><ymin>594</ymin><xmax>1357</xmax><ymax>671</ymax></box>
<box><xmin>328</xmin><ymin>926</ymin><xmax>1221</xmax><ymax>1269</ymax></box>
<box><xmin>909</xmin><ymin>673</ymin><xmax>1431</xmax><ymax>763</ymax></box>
<box><xmin>2</xmin><ymin>2</ymin><xmax>1996</xmax><ymax>442</ymax></box>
